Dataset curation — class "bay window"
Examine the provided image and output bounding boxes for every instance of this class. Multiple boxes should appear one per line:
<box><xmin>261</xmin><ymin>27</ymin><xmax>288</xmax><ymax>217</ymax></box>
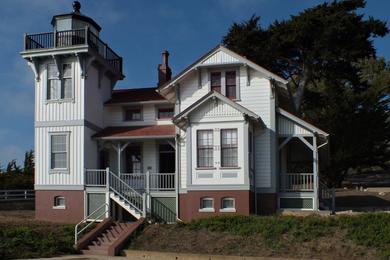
<box><xmin>221</xmin><ymin>129</ymin><xmax>238</xmax><ymax>167</ymax></box>
<box><xmin>197</xmin><ymin>130</ymin><xmax>214</xmax><ymax>168</ymax></box>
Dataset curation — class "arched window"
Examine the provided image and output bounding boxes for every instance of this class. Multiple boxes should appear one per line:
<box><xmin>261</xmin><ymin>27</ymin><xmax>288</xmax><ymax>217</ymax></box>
<box><xmin>53</xmin><ymin>196</ymin><xmax>65</xmax><ymax>209</ymax></box>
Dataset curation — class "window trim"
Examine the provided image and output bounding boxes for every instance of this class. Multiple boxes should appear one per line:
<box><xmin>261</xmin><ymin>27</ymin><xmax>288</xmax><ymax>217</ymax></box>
<box><xmin>123</xmin><ymin>106</ymin><xmax>143</xmax><ymax>121</ymax></box>
<box><xmin>196</xmin><ymin>129</ymin><xmax>214</xmax><ymax>168</ymax></box>
<box><xmin>199</xmin><ymin>197</ymin><xmax>215</xmax><ymax>212</ymax></box>
<box><xmin>46</xmin><ymin>62</ymin><xmax>74</xmax><ymax>103</ymax></box>
<box><xmin>208</xmin><ymin>68</ymin><xmax>240</xmax><ymax>101</ymax></box>
<box><xmin>221</xmin><ymin>128</ymin><xmax>239</xmax><ymax>168</ymax></box>
<box><xmin>220</xmin><ymin>197</ymin><xmax>236</xmax><ymax>212</ymax></box>
<box><xmin>49</xmin><ymin>132</ymin><xmax>70</xmax><ymax>173</ymax></box>
<box><xmin>53</xmin><ymin>196</ymin><xmax>66</xmax><ymax>209</ymax></box>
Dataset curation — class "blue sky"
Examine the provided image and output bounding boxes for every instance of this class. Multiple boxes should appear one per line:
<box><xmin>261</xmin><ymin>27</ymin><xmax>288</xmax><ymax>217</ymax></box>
<box><xmin>0</xmin><ymin>0</ymin><xmax>389</xmax><ymax>166</ymax></box>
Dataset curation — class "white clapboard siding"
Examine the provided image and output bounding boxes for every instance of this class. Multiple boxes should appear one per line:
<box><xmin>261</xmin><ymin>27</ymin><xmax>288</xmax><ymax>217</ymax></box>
<box><xmin>180</xmin><ymin>70</ymin><xmax>210</xmax><ymax>111</ymax></box>
<box><xmin>84</xmin><ymin>127</ymin><xmax>98</xmax><ymax>170</ymax></box>
<box><xmin>35</xmin><ymin>125</ymin><xmax>84</xmax><ymax>186</ymax></box>
<box><xmin>84</xmin><ymin>65</ymin><xmax>112</xmax><ymax>128</ymax></box>
<box><xmin>103</xmin><ymin>103</ymin><xmax>173</xmax><ymax>127</ymax></box>
<box><xmin>35</xmin><ymin>58</ymin><xmax>84</xmax><ymax>122</ymax></box>
<box><xmin>142</xmin><ymin>140</ymin><xmax>158</xmax><ymax>173</ymax></box>
<box><xmin>201</xmin><ymin>50</ymin><xmax>240</xmax><ymax>65</ymax></box>
<box><xmin>278</xmin><ymin>115</ymin><xmax>312</xmax><ymax>136</ymax></box>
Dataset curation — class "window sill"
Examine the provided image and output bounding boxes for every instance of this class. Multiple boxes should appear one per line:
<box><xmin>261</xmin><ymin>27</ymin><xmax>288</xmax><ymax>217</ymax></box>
<box><xmin>49</xmin><ymin>170</ymin><xmax>69</xmax><ymax>174</ymax></box>
<box><xmin>195</xmin><ymin>167</ymin><xmax>217</xmax><ymax>170</ymax></box>
<box><xmin>52</xmin><ymin>206</ymin><xmax>66</xmax><ymax>210</ymax></box>
<box><xmin>45</xmin><ymin>99</ymin><xmax>74</xmax><ymax>104</ymax></box>
<box><xmin>220</xmin><ymin>208</ymin><xmax>236</xmax><ymax>213</ymax></box>
<box><xmin>199</xmin><ymin>208</ymin><xmax>215</xmax><ymax>213</ymax></box>
<box><xmin>220</xmin><ymin>166</ymin><xmax>241</xmax><ymax>170</ymax></box>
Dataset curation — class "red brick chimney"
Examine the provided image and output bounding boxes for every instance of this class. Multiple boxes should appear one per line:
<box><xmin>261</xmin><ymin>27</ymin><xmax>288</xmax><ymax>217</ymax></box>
<box><xmin>158</xmin><ymin>50</ymin><xmax>172</xmax><ymax>87</ymax></box>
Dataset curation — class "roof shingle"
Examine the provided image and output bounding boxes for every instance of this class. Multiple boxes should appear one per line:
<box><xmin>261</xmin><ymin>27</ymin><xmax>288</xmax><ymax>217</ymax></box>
<box><xmin>105</xmin><ymin>88</ymin><xmax>166</xmax><ymax>104</ymax></box>
<box><xmin>93</xmin><ymin>125</ymin><xmax>175</xmax><ymax>139</ymax></box>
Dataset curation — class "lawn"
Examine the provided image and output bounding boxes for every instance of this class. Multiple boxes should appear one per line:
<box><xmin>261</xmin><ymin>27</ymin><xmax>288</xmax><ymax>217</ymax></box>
<box><xmin>128</xmin><ymin>213</ymin><xmax>390</xmax><ymax>259</ymax></box>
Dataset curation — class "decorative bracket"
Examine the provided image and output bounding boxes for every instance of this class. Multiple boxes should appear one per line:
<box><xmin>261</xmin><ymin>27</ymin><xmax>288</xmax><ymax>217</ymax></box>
<box><xmin>76</xmin><ymin>53</ymin><xmax>94</xmax><ymax>79</ymax></box>
<box><xmin>27</xmin><ymin>57</ymin><xmax>40</xmax><ymax>82</ymax></box>
<box><xmin>52</xmin><ymin>55</ymin><xmax>62</xmax><ymax>78</ymax></box>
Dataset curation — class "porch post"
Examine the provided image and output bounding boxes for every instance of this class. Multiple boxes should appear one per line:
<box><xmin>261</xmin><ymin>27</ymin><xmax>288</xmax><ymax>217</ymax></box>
<box><xmin>117</xmin><ymin>143</ymin><xmax>121</xmax><ymax>178</ymax></box>
<box><xmin>313</xmin><ymin>135</ymin><xmax>319</xmax><ymax>210</ymax></box>
<box><xmin>146</xmin><ymin>170</ymin><xmax>151</xmax><ymax>213</ymax></box>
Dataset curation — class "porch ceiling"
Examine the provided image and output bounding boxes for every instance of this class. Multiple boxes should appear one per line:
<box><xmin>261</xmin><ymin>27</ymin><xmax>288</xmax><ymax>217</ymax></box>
<box><xmin>92</xmin><ymin>125</ymin><xmax>175</xmax><ymax>140</ymax></box>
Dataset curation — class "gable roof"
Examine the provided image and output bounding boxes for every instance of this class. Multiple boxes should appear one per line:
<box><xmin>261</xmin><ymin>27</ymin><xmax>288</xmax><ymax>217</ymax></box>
<box><xmin>277</xmin><ymin>108</ymin><xmax>329</xmax><ymax>137</ymax></box>
<box><xmin>105</xmin><ymin>87</ymin><xmax>167</xmax><ymax>105</ymax></box>
<box><xmin>157</xmin><ymin>45</ymin><xmax>288</xmax><ymax>100</ymax></box>
<box><xmin>173</xmin><ymin>90</ymin><xmax>262</xmax><ymax>128</ymax></box>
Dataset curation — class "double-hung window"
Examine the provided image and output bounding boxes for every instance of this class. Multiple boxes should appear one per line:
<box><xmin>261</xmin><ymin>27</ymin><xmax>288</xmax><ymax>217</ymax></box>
<box><xmin>210</xmin><ymin>72</ymin><xmax>222</xmax><ymax>93</ymax></box>
<box><xmin>225</xmin><ymin>71</ymin><xmax>237</xmax><ymax>99</ymax></box>
<box><xmin>50</xmin><ymin>134</ymin><xmax>69</xmax><ymax>171</ymax></box>
<box><xmin>197</xmin><ymin>130</ymin><xmax>214</xmax><ymax>168</ymax></box>
<box><xmin>47</xmin><ymin>63</ymin><xmax>73</xmax><ymax>101</ymax></box>
<box><xmin>124</xmin><ymin>108</ymin><xmax>142</xmax><ymax>121</ymax></box>
<box><xmin>157</xmin><ymin>107</ymin><xmax>174</xmax><ymax>119</ymax></box>
<box><xmin>221</xmin><ymin>129</ymin><xmax>238</xmax><ymax>167</ymax></box>
<box><xmin>210</xmin><ymin>70</ymin><xmax>237</xmax><ymax>99</ymax></box>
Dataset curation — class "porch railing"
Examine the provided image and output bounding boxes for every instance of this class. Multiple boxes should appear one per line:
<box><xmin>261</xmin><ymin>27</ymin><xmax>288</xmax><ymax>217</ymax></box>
<box><xmin>24</xmin><ymin>28</ymin><xmax>123</xmax><ymax>75</ymax></box>
<box><xmin>116</xmin><ymin>172</ymin><xmax>175</xmax><ymax>192</ymax></box>
<box><xmin>85</xmin><ymin>169</ymin><xmax>107</xmax><ymax>187</ymax></box>
<box><xmin>280</xmin><ymin>173</ymin><xmax>314</xmax><ymax>192</ymax></box>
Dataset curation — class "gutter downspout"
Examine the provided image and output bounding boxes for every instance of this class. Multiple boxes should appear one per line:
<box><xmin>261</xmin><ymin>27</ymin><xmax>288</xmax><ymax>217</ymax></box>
<box><xmin>175</xmin><ymin>84</ymin><xmax>181</xmax><ymax>221</ymax></box>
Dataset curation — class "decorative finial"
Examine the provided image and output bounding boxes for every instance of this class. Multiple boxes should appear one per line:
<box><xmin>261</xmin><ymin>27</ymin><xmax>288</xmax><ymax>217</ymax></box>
<box><xmin>73</xmin><ymin>1</ymin><xmax>81</xmax><ymax>13</ymax></box>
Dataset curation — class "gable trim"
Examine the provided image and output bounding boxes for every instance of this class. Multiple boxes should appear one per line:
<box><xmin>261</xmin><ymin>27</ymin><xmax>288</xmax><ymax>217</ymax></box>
<box><xmin>173</xmin><ymin>91</ymin><xmax>261</xmax><ymax>127</ymax></box>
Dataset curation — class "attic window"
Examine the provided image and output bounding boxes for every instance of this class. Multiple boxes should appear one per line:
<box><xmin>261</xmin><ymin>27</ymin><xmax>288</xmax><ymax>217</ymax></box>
<box><xmin>210</xmin><ymin>72</ymin><xmax>221</xmax><ymax>93</ymax></box>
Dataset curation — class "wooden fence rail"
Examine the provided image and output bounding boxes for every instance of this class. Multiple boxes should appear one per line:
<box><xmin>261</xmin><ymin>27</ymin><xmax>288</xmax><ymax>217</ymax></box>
<box><xmin>0</xmin><ymin>190</ymin><xmax>35</xmax><ymax>201</ymax></box>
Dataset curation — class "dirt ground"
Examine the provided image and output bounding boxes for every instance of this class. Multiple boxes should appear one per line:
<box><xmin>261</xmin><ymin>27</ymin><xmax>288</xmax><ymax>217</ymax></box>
<box><xmin>0</xmin><ymin>210</ymin><xmax>36</xmax><ymax>223</ymax></box>
<box><xmin>128</xmin><ymin>224</ymin><xmax>378</xmax><ymax>260</ymax></box>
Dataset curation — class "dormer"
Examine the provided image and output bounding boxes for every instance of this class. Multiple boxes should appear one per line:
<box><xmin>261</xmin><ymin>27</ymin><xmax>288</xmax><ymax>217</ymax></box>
<box><xmin>51</xmin><ymin>1</ymin><xmax>101</xmax><ymax>36</ymax></box>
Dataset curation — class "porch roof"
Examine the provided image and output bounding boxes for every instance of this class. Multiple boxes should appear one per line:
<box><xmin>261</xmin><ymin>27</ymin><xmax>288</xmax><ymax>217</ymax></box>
<box><xmin>92</xmin><ymin>125</ymin><xmax>175</xmax><ymax>140</ymax></box>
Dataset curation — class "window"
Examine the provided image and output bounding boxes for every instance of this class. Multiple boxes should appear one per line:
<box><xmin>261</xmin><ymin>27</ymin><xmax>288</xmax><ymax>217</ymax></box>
<box><xmin>158</xmin><ymin>107</ymin><xmax>174</xmax><ymax>119</ymax></box>
<box><xmin>221</xmin><ymin>129</ymin><xmax>238</xmax><ymax>167</ymax></box>
<box><xmin>53</xmin><ymin>196</ymin><xmax>65</xmax><ymax>209</ymax></box>
<box><xmin>62</xmin><ymin>64</ymin><xmax>72</xmax><ymax>99</ymax></box>
<box><xmin>225</xmin><ymin>71</ymin><xmax>236</xmax><ymax>99</ymax></box>
<box><xmin>197</xmin><ymin>130</ymin><xmax>214</xmax><ymax>168</ymax></box>
<box><xmin>50</xmin><ymin>134</ymin><xmax>68</xmax><ymax>170</ymax></box>
<box><xmin>124</xmin><ymin>108</ymin><xmax>142</xmax><ymax>121</ymax></box>
<box><xmin>200</xmin><ymin>197</ymin><xmax>214</xmax><ymax>212</ymax></box>
<box><xmin>221</xmin><ymin>198</ymin><xmax>235</xmax><ymax>211</ymax></box>
<box><xmin>47</xmin><ymin>63</ymin><xmax>72</xmax><ymax>100</ymax></box>
<box><xmin>210</xmin><ymin>72</ymin><xmax>221</xmax><ymax>93</ymax></box>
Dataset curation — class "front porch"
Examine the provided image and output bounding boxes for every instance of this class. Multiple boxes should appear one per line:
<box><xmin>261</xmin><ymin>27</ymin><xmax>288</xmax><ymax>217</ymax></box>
<box><xmin>83</xmin><ymin>125</ymin><xmax>177</xmax><ymax>223</ymax></box>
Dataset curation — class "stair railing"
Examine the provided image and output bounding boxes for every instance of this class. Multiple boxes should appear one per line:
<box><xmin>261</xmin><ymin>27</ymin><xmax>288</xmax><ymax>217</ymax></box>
<box><xmin>109</xmin><ymin>171</ymin><xmax>145</xmax><ymax>217</ymax></box>
<box><xmin>74</xmin><ymin>202</ymin><xmax>109</xmax><ymax>245</ymax></box>
<box><xmin>319</xmin><ymin>180</ymin><xmax>336</xmax><ymax>214</ymax></box>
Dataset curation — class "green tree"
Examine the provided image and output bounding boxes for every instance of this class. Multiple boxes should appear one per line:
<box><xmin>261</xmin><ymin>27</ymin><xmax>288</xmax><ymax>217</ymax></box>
<box><xmin>223</xmin><ymin>0</ymin><xmax>390</xmax><ymax>184</ymax></box>
<box><xmin>6</xmin><ymin>160</ymin><xmax>21</xmax><ymax>174</ymax></box>
<box><xmin>223</xmin><ymin>0</ymin><xmax>388</xmax><ymax>114</ymax></box>
<box><xmin>23</xmin><ymin>150</ymin><xmax>34</xmax><ymax>175</ymax></box>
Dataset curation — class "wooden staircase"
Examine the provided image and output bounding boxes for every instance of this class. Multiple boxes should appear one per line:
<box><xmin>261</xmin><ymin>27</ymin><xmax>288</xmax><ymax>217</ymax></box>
<box><xmin>76</xmin><ymin>217</ymin><xmax>144</xmax><ymax>256</ymax></box>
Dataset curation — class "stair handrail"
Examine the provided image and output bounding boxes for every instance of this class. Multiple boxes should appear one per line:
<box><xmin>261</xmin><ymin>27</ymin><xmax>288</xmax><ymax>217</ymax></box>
<box><xmin>74</xmin><ymin>202</ymin><xmax>109</xmax><ymax>245</ymax></box>
<box><xmin>109</xmin><ymin>171</ymin><xmax>145</xmax><ymax>215</ymax></box>
<box><xmin>319</xmin><ymin>180</ymin><xmax>336</xmax><ymax>214</ymax></box>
